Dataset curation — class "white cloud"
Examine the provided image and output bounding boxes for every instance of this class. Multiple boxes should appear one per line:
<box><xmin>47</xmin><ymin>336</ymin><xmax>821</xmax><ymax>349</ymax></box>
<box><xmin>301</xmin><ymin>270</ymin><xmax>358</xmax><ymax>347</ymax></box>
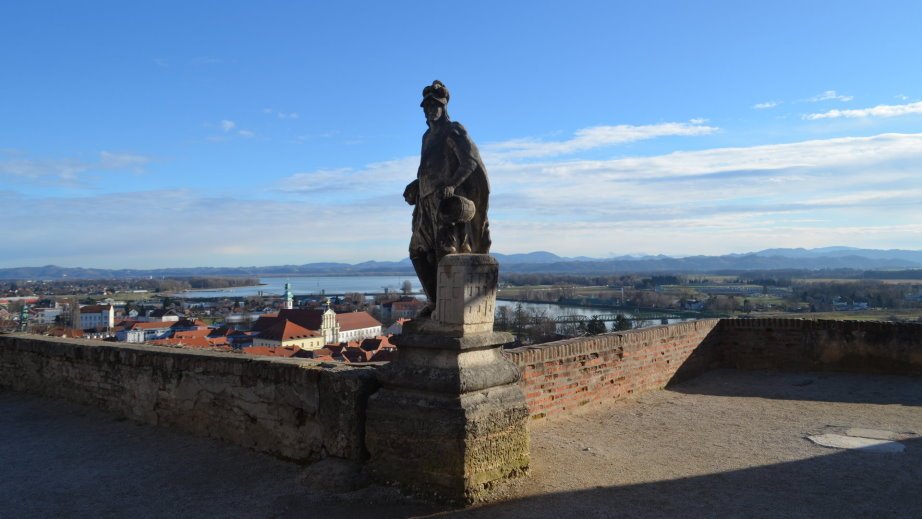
<box><xmin>7</xmin><ymin>133</ymin><xmax>922</xmax><ymax>266</ymax></box>
<box><xmin>220</xmin><ymin>120</ymin><xmax>236</xmax><ymax>132</ymax></box>
<box><xmin>276</xmin><ymin>157</ymin><xmax>416</xmax><ymax>196</ymax></box>
<box><xmin>895</xmin><ymin>94</ymin><xmax>909</xmax><ymax>101</ymax></box>
<box><xmin>0</xmin><ymin>151</ymin><xmax>152</xmax><ymax>185</ymax></box>
<box><xmin>277</xmin><ymin>112</ymin><xmax>299</xmax><ymax>119</ymax></box>
<box><xmin>237</xmin><ymin>130</ymin><xmax>255</xmax><ymax>138</ymax></box>
<box><xmin>153</xmin><ymin>58</ymin><xmax>169</xmax><ymax>68</ymax></box>
<box><xmin>482</xmin><ymin>121</ymin><xmax>718</xmax><ymax>161</ymax></box>
<box><xmin>753</xmin><ymin>100</ymin><xmax>782</xmax><ymax>109</ymax></box>
<box><xmin>807</xmin><ymin>90</ymin><xmax>853</xmax><ymax>102</ymax></box>
<box><xmin>803</xmin><ymin>101</ymin><xmax>922</xmax><ymax>120</ymax></box>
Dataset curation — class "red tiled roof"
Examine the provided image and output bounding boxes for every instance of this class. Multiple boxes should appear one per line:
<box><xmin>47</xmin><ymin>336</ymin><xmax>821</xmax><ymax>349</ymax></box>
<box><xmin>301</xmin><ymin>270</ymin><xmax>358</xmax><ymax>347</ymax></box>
<box><xmin>311</xmin><ymin>348</ymin><xmax>334</xmax><ymax>357</ymax></box>
<box><xmin>324</xmin><ymin>344</ymin><xmax>345</xmax><ymax>355</ymax></box>
<box><xmin>259</xmin><ymin>320</ymin><xmax>320</xmax><ymax>342</ymax></box>
<box><xmin>359</xmin><ymin>336</ymin><xmax>393</xmax><ymax>351</ymax></box>
<box><xmin>250</xmin><ymin>316</ymin><xmax>280</xmax><ymax>333</ymax></box>
<box><xmin>341</xmin><ymin>347</ymin><xmax>374</xmax><ymax>363</ymax></box>
<box><xmin>277</xmin><ymin>309</ymin><xmax>325</xmax><ymax>330</ymax></box>
<box><xmin>336</xmin><ymin>311</ymin><xmax>381</xmax><ymax>331</ymax></box>
<box><xmin>46</xmin><ymin>327</ymin><xmax>84</xmax><ymax>338</ymax></box>
<box><xmin>80</xmin><ymin>304</ymin><xmax>112</xmax><ymax>314</ymax></box>
<box><xmin>173</xmin><ymin>329</ymin><xmax>211</xmax><ymax>340</ymax></box>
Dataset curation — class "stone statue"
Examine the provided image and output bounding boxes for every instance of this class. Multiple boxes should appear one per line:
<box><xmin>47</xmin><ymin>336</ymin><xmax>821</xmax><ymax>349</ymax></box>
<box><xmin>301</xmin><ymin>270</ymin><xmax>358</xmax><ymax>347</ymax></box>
<box><xmin>404</xmin><ymin>80</ymin><xmax>491</xmax><ymax>317</ymax></box>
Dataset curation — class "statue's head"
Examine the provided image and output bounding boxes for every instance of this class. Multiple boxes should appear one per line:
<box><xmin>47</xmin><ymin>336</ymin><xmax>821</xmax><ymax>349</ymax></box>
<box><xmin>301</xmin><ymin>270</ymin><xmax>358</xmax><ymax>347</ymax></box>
<box><xmin>421</xmin><ymin>80</ymin><xmax>449</xmax><ymax>124</ymax></box>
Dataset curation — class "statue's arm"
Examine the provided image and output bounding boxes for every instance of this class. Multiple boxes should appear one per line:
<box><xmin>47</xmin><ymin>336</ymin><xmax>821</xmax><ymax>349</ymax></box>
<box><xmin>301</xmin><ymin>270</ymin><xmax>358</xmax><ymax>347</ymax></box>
<box><xmin>442</xmin><ymin>124</ymin><xmax>479</xmax><ymax>197</ymax></box>
<box><xmin>403</xmin><ymin>178</ymin><xmax>419</xmax><ymax>205</ymax></box>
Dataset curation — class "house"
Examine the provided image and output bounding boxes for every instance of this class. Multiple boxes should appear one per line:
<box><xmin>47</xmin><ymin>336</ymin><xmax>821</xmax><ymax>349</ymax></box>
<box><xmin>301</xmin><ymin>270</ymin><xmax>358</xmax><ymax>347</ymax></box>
<box><xmin>251</xmin><ymin>320</ymin><xmax>325</xmax><ymax>350</ymax></box>
<box><xmin>79</xmin><ymin>304</ymin><xmax>114</xmax><ymax>331</ymax></box>
<box><xmin>30</xmin><ymin>303</ymin><xmax>64</xmax><ymax>325</ymax></box>
<box><xmin>334</xmin><ymin>311</ymin><xmax>383</xmax><ymax>343</ymax></box>
<box><xmin>116</xmin><ymin>318</ymin><xmax>207</xmax><ymax>343</ymax></box>
<box><xmin>119</xmin><ymin>321</ymin><xmax>174</xmax><ymax>343</ymax></box>
<box><xmin>138</xmin><ymin>309</ymin><xmax>182</xmax><ymax>322</ymax></box>
<box><xmin>269</xmin><ymin>308</ymin><xmax>382</xmax><ymax>344</ymax></box>
<box><xmin>381</xmin><ymin>298</ymin><xmax>425</xmax><ymax>322</ymax></box>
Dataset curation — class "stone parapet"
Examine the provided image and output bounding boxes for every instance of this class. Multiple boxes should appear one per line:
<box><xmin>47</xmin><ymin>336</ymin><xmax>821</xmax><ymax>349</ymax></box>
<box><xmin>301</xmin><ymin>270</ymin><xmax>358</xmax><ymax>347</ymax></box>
<box><xmin>0</xmin><ymin>333</ymin><xmax>377</xmax><ymax>462</ymax></box>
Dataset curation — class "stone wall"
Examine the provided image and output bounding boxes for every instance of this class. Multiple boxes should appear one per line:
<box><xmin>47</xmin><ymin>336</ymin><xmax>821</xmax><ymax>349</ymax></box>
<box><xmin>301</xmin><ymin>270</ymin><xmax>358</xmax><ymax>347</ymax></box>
<box><xmin>3</xmin><ymin>318</ymin><xmax>920</xmax><ymax>467</ymax></box>
<box><xmin>504</xmin><ymin>319</ymin><xmax>722</xmax><ymax>419</ymax></box>
<box><xmin>0</xmin><ymin>333</ymin><xmax>377</xmax><ymax>462</ymax></box>
<box><xmin>715</xmin><ymin>318</ymin><xmax>922</xmax><ymax>374</ymax></box>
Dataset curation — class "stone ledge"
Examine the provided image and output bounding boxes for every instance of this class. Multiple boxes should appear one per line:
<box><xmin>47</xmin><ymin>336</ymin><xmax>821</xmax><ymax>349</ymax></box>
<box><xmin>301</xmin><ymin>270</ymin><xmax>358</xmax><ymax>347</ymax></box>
<box><xmin>393</xmin><ymin>330</ymin><xmax>514</xmax><ymax>350</ymax></box>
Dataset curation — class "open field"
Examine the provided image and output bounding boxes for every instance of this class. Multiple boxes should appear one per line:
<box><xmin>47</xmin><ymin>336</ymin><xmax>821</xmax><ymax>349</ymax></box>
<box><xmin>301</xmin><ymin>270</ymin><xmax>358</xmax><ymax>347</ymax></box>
<box><xmin>755</xmin><ymin>309</ymin><xmax>922</xmax><ymax>322</ymax></box>
<box><xmin>794</xmin><ymin>278</ymin><xmax>922</xmax><ymax>285</ymax></box>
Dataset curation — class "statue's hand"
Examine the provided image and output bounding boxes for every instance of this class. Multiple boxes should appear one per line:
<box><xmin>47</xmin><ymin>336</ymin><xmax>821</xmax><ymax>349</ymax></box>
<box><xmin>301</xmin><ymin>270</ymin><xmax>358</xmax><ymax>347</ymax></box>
<box><xmin>441</xmin><ymin>185</ymin><xmax>455</xmax><ymax>199</ymax></box>
<box><xmin>403</xmin><ymin>180</ymin><xmax>419</xmax><ymax>205</ymax></box>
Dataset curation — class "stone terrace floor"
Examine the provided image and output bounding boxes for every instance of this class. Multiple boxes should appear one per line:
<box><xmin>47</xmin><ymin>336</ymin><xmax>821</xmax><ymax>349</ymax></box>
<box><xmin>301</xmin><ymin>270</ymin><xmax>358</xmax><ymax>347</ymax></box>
<box><xmin>2</xmin><ymin>369</ymin><xmax>921</xmax><ymax>518</ymax></box>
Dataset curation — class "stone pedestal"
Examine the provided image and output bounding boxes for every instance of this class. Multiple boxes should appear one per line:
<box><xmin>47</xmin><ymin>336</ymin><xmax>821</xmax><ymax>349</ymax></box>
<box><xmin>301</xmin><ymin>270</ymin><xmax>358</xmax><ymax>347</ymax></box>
<box><xmin>365</xmin><ymin>254</ymin><xmax>530</xmax><ymax>503</ymax></box>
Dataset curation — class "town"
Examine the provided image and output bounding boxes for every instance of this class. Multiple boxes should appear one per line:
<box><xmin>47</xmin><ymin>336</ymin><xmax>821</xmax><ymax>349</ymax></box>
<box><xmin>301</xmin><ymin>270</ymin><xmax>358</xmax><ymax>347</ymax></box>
<box><xmin>3</xmin><ymin>269</ymin><xmax>921</xmax><ymax>363</ymax></box>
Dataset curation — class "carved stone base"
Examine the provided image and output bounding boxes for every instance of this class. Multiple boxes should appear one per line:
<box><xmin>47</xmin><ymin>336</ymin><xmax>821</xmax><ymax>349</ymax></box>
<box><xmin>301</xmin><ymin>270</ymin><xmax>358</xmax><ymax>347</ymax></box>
<box><xmin>364</xmin><ymin>254</ymin><xmax>530</xmax><ymax>503</ymax></box>
<box><xmin>365</xmin><ymin>383</ymin><xmax>529</xmax><ymax>503</ymax></box>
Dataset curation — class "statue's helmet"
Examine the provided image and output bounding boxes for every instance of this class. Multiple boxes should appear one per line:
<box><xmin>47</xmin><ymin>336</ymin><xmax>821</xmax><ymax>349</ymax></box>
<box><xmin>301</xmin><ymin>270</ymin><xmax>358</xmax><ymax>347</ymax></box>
<box><xmin>421</xmin><ymin>80</ymin><xmax>450</xmax><ymax>107</ymax></box>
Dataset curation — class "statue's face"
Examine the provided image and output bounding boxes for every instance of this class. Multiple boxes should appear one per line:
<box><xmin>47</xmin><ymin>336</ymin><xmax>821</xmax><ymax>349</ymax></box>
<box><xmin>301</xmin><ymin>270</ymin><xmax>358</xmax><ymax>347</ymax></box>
<box><xmin>423</xmin><ymin>102</ymin><xmax>443</xmax><ymax>123</ymax></box>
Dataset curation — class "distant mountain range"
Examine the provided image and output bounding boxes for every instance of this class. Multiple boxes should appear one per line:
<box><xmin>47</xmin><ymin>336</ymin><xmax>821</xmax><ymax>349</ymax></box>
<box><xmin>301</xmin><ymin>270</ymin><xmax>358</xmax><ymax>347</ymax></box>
<box><xmin>3</xmin><ymin>248</ymin><xmax>922</xmax><ymax>280</ymax></box>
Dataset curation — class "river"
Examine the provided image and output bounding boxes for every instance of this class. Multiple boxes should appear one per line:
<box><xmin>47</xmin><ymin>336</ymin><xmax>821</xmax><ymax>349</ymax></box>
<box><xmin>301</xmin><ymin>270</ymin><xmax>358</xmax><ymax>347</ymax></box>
<box><xmin>172</xmin><ymin>276</ymin><xmax>689</xmax><ymax>327</ymax></box>
<box><xmin>171</xmin><ymin>276</ymin><xmax>422</xmax><ymax>298</ymax></box>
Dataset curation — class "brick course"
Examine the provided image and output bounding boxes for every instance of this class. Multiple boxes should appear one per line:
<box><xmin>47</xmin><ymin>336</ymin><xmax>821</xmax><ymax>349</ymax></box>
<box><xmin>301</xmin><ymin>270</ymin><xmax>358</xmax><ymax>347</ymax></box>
<box><xmin>504</xmin><ymin>320</ymin><xmax>722</xmax><ymax>419</ymax></box>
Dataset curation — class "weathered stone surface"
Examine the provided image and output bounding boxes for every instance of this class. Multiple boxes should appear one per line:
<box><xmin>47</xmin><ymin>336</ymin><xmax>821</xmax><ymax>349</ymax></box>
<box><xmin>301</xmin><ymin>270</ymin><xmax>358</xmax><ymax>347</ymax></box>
<box><xmin>366</xmin><ymin>253</ymin><xmax>530</xmax><ymax>502</ymax></box>
<box><xmin>0</xmin><ymin>333</ymin><xmax>377</xmax><ymax>462</ymax></box>
<box><xmin>365</xmin><ymin>383</ymin><xmax>529</xmax><ymax>502</ymax></box>
<box><xmin>431</xmin><ymin>254</ymin><xmax>498</xmax><ymax>335</ymax></box>
<box><xmin>377</xmin><ymin>345</ymin><xmax>521</xmax><ymax>393</ymax></box>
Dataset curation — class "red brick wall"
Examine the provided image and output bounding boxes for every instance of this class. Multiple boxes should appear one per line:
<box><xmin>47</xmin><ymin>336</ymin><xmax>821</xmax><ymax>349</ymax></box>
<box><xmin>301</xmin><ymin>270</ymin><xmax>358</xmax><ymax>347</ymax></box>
<box><xmin>715</xmin><ymin>318</ymin><xmax>922</xmax><ymax>374</ymax></box>
<box><xmin>503</xmin><ymin>319</ymin><xmax>721</xmax><ymax>419</ymax></box>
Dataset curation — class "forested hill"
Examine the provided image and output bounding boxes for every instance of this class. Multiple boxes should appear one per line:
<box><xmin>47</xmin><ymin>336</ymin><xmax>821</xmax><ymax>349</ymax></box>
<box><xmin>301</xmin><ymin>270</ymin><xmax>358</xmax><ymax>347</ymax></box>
<box><xmin>2</xmin><ymin>248</ymin><xmax>921</xmax><ymax>280</ymax></box>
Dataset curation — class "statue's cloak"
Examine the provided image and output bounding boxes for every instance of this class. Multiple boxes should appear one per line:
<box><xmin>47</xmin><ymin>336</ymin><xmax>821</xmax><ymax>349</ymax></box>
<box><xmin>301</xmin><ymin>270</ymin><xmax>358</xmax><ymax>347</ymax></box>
<box><xmin>413</xmin><ymin>121</ymin><xmax>491</xmax><ymax>255</ymax></box>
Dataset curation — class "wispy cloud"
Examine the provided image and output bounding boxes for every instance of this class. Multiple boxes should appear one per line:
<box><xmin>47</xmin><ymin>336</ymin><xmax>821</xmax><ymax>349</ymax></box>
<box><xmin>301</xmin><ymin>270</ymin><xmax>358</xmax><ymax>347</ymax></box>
<box><xmin>0</xmin><ymin>151</ymin><xmax>152</xmax><ymax>186</ymax></box>
<box><xmin>153</xmin><ymin>58</ymin><xmax>169</xmax><ymax>68</ymax></box>
<box><xmin>803</xmin><ymin>100</ymin><xmax>922</xmax><ymax>120</ymax></box>
<box><xmin>275</xmin><ymin>157</ymin><xmax>416</xmax><ymax>196</ymax></box>
<box><xmin>263</xmin><ymin>108</ymin><xmax>299</xmax><ymax>119</ymax></box>
<box><xmin>482</xmin><ymin>121</ymin><xmax>718</xmax><ymax>161</ymax></box>
<box><xmin>753</xmin><ymin>100</ymin><xmax>782</xmax><ymax>109</ymax></box>
<box><xmin>806</xmin><ymin>90</ymin><xmax>853</xmax><ymax>102</ymax></box>
<box><xmin>207</xmin><ymin>120</ymin><xmax>256</xmax><ymax>140</ymax></box>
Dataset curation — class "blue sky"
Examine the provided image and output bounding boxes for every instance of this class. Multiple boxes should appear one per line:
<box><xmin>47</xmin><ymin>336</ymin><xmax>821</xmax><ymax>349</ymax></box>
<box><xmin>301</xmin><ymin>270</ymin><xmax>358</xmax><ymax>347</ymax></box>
<box><xmin>2</xmin><ymin>1</ymin><xmax>921</xmax><ymax>268</ymax></box>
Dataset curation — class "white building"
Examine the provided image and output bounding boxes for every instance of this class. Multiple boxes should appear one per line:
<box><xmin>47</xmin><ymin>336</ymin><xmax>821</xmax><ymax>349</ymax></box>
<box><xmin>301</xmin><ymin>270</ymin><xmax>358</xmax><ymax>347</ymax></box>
<box><xmin>79</xmin><ymin>304</ymin><xmax>114</xmax><ymax>331</ymax></box>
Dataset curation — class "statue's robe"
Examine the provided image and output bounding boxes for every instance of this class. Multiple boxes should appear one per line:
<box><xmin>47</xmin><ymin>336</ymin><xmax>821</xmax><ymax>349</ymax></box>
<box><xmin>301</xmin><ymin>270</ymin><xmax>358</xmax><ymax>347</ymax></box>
<box><xmin>410</xmin><ymin>120</ymin><xmax>491</xmax><ymax>263</ymax></box>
